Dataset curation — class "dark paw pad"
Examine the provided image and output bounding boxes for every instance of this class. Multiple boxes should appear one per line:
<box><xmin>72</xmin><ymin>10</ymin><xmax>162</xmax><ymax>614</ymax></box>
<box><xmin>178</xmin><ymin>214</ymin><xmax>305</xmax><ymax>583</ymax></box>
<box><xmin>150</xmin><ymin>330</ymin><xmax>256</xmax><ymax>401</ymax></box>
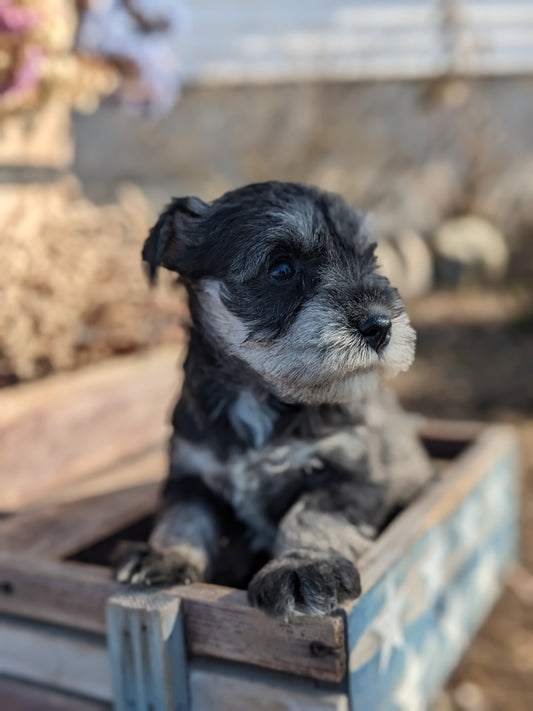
<box><xmin>248</xmin><ymin>554</ymin><xmax>361</xmax><ymax>618</ymax></box>
<box><xmin>112</xmin><ymin>541</ymin><xmax>202</xmax><ymax>587</ymax></box>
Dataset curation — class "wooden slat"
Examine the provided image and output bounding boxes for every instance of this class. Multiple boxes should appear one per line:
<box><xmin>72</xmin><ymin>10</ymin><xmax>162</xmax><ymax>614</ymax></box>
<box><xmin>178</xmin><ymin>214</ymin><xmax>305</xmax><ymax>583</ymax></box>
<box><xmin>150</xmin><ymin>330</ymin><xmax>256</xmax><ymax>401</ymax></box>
<box><xmin>0</xmin><ymin>557</ymin><xmax>119</xmax><ymax>634</ymax></box>
<box><xmin>0</xmin><ymin>480</ymin><xmax>160</xmax><ymax>559</ymax></box>
<box><xmin>0</xmin><ymin>677</ymin><xmax>110</xmax><ymax>711</ymax></box>
<box><xmin>189</xmin><ymin>658</ymin><xmax>348</xmax><ymax>711</ymax></box>
<box><xmin>0</xmin><ymin>558</ymin><xmax>347</xmax><ymax>683</ymax></box>
<box><xmin>20</xmin><ymin>446</ymin><xmax>167</xmax><ymax>511</ymax></box>
<box><xmin>417</xmin><ymin>417</ymin><xmax>484</xmax><ymax>444</ymax></box>
<box><xmin>418</xmin><ymin>417</ymin><xmax>484</xmax><ymax>459</ymax></box>
<box><xmin>0</xmin><ymin>616</ymin><xmax>111</xmax><ymax>702</ymax></box>
<box><xmin>0</xmin><ymin>345</ymin><xmax>182</xmax><ymax>511</ymax></box>
<box><xmin>179</xmin><ymin>583</ymin><xmax>346</xmax><ymax>683</ymax></box>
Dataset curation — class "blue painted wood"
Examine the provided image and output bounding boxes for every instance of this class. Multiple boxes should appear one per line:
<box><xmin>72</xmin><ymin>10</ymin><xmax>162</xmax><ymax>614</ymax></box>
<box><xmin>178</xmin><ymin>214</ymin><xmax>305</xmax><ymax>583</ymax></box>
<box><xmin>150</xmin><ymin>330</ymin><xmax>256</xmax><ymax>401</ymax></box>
<box><xmin>106</xmin><ymin>591</ymin><xmax>189</xmax><ymax>711</ymax></box>
<box><xmin>345</xmin><ymin>445</ymin><xmax>520</xmax><ymax>711</ymax></box>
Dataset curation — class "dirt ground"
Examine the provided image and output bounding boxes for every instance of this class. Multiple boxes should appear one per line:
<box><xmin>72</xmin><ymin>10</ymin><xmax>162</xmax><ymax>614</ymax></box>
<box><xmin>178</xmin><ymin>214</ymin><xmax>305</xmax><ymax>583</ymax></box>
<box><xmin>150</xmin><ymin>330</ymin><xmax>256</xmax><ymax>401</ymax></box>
<box><xmin>393</xmin><ymin>288</ymin><xmax>533</xmax><ymax>711</ymax></box>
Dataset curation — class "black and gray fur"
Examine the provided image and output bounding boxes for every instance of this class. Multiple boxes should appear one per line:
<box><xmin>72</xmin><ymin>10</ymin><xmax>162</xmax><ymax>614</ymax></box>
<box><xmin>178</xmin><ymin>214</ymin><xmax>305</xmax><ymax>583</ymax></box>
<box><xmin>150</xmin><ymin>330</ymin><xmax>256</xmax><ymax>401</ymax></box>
<box><xmin>115</xmin><ymin>181</ymin><xmax>432</xmax><ymax>618</ymax></box>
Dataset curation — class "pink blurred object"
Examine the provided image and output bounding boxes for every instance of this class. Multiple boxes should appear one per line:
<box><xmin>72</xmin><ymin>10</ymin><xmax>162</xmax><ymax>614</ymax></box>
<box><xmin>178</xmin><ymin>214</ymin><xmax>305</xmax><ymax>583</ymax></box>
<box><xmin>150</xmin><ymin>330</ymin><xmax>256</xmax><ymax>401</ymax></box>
<box><xmin>0</xmin><ymin>46</ymin><xmax>43</xmax><ymax>96</ymax></box>
<box><xmin>0</xmin><ymin>0</ymin><xmax>39</xmax><ymax>34</ymax></box>
<box><xmin>1</xmin><ymin>46</ymin><xmax>42</xmax><ymax>95</ymax></box>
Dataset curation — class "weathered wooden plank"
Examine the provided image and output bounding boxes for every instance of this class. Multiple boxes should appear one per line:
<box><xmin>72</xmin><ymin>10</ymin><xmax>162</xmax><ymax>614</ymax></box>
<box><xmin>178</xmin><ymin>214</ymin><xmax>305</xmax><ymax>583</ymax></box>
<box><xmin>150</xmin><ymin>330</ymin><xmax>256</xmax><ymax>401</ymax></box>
<box><xmin>0</xmin><ymin>677</ymin><xmax>110</xmax><ymax>711</ymax></box>
<box><xmin>417</xmin><ymin>418</ymin><xmax>483</xmax><ymax>441</ymax></box>
<box><xmin>0</xmin><ymin>557</ymin><xmax>347</xmax><ymax>683</ymax></box>
<box><xmin>0</xmin><ymin>557</ymin><xmax>119</xmax><ymax>634</ymax></box>
<box><xmin>21</xmin><ymin>445</ymin><xmax>167</xmax><ymax>510</ymax></box>
<box><xmin>0</xmin><ymin>616</ymin><xmax>111</xmax><ymax>701</ymax></box>
<box><xmin>179</xmin><ymin>583</ymin><xmax>347</xmax><ymax>683</ymax></box>
<box><xmin>0</xmin><ymin>480</ymin><xmax>160</xmax><ymax>559</ymax></box>
<box><xmin>189</xmin><ymin>658</ymin><xmax>349</xmax><ymax>711</ymax></box>
<box><xmin>106</xmin><ymin>591</ymin><xmax>189</xmax><ymax>711</ymax></box>
<box><xmin>417</xmin><ymin>418</ymin><xmax>483</xmax><ymax>455</ymax></box>
<box><xmin>0</xmin><ymin>345</ymin><xmax>181</xmax><ymax>510</ymax></box>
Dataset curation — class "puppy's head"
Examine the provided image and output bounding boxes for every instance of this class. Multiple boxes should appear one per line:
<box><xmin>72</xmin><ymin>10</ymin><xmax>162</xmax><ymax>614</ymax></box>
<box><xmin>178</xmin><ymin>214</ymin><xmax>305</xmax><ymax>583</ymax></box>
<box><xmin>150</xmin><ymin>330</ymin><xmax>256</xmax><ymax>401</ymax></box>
<box><xmin>144</xmin><ymin>182</ymin><xmax>415</xmax><ymax>404</ymax></box>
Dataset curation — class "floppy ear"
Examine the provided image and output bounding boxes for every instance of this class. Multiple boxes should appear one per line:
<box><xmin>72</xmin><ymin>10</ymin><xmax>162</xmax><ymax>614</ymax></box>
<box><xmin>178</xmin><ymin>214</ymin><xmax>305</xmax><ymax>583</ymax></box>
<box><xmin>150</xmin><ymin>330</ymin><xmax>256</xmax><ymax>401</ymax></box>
<box><xmin>142</xmin><ymin>196</ymin><xmax>208</xmax><ymax>283</ymax></box>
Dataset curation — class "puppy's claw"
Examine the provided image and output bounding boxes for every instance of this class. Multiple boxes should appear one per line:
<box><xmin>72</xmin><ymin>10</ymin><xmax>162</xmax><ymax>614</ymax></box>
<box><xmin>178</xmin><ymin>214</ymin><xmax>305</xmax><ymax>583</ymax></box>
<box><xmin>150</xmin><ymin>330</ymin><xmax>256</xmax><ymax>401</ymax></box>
<box><xmin>112</xmin><ymin>541</ymin><xmax>203</xmax><ymax>587</ymax></box>
<box><xmin>113</xmin><ymin>541</ymin><xmax>150</xmax><ymax>584</ymax></box>
<box><xmin>248</xmin><ymin>554</ymin><xmax>361</xmax><ymax>619</ymax></box>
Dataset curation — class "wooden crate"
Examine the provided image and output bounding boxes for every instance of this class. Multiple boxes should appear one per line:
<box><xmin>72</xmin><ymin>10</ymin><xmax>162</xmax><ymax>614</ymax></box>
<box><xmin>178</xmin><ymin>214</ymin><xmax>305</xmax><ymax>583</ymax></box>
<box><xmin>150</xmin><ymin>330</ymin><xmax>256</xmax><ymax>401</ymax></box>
<box><xmin>0</xmin><ymin>352</ymin><xmax>520</xmax><ymax>711</ymax></box>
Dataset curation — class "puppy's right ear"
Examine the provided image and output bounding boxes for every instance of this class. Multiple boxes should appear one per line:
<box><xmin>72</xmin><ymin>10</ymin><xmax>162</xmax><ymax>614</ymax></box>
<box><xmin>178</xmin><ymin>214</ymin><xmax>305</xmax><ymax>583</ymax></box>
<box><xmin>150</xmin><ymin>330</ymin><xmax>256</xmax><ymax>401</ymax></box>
<box><xmin>142</xmin><ymin>196</ymin><xmax>208</xmax><ymax>284</ymax></box>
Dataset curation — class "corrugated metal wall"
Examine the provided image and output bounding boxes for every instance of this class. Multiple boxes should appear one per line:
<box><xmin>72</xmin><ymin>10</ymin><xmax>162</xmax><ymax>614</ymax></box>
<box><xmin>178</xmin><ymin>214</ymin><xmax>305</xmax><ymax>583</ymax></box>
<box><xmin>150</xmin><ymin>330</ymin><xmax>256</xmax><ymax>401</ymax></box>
<box><xmin>180</xmin><ymin>1</ymin><xmax>533</xmax><ymax>84</ymax></box>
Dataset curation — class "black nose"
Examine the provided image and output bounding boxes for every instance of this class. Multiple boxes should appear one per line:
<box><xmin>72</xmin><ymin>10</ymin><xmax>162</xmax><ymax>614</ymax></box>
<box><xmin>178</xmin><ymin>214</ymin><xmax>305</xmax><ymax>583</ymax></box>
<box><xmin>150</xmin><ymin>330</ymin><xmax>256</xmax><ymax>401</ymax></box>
<box><xmin>358</xmin><ymin>314</ymin><xmax>392</xmax><ymax>352</ymax></box>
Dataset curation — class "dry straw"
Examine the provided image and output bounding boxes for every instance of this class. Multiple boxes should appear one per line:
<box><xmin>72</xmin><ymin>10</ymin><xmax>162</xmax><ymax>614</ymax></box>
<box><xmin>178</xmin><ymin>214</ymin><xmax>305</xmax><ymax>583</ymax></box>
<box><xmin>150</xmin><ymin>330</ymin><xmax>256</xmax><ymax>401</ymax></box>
<box><xmin>0</xmin><ymin>177</ymin><xmax>187</xmax><ymax>382</ymax></box>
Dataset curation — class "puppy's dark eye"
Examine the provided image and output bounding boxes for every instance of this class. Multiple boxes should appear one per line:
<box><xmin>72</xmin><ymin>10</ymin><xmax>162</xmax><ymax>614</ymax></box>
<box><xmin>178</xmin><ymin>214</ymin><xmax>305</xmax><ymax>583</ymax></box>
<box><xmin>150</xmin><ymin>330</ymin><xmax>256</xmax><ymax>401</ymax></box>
<box><xmin>268</xmin><ymin>259</ymin><xmax>296</xmax><ymax>282</ymax></box>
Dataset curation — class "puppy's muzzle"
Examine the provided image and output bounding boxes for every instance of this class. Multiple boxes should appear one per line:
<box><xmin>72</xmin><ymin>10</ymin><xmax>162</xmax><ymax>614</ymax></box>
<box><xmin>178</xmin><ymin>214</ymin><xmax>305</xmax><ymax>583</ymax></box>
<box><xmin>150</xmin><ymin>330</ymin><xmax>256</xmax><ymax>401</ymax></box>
<box><xmin>358</xmin><ymin>314</ymin><xmax>392</xmax><ymax>352</ymax></box>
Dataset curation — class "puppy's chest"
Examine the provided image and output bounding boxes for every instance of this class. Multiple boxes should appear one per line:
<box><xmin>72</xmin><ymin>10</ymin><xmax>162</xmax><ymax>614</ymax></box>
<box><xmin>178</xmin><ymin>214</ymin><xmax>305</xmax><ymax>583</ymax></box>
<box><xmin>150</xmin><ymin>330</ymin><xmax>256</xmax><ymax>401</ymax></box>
<box><xmin>172</xmin><ymin>422</ymin><xmax>371</xmax><ymax>550</ymax></box>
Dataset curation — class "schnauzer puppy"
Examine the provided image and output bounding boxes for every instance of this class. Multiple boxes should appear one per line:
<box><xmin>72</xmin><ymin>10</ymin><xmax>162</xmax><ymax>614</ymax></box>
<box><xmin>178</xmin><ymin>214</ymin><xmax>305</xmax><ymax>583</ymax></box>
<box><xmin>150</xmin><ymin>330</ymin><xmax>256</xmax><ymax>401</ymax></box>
<box><xmin>115</xmin><ymin>181</ymin><xmax>431</xmax><ymax>618</ymax></box>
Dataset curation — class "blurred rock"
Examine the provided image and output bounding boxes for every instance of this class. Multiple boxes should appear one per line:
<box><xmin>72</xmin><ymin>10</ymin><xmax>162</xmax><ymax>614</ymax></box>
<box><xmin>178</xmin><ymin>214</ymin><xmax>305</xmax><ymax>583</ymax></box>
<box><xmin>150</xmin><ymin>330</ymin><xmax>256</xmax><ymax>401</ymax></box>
<box><xmin>375</xmin><ymin>240</ymin><xmax>404</xmax><ymax>290</ymax></box>
<box><xmin>432</xmin><ymin>690</ymin><xmax>456</xmax><ymax>711</ymax></box>
<box><xmin>376</xmin><ymin>230</ymin><xmax>433</xmax><ymax>298</ymax></box>
<box><xmin>453</xmin><ymin>681</ymin><xmax>491</xmax><ymax>711</ymax></box>
<box><xmin>368</xmin><ymin>162</ymin><xmax>461</xmax><ymax>240</ymax></box>
<box><xmin>476</xmin><ymin>159</ymin><xmax>533</xmax><ymax>241</ymax></box>
<box><xmin>433</xmin><ymin>216</ymin><xmax>509</xmax><ymax>285</ymax></box>
<box><xmin>396</xmin><ymin>230</ymin><xmax>434</xmax><ymax>297</ymax></box>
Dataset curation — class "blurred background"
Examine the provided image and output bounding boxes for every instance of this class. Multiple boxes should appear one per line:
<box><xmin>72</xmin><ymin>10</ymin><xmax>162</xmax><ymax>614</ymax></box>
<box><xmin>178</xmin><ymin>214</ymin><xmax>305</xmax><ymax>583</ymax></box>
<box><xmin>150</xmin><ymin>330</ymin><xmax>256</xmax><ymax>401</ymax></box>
<box><xmin>1</xmin><ymin>1</ymin><xmax>532</xmax><ymax>709</ymax></box>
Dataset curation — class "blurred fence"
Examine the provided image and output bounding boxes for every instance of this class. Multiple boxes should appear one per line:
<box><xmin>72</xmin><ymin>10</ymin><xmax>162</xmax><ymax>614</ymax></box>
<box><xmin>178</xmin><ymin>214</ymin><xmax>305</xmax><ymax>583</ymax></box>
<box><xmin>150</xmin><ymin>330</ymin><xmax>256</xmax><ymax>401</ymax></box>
<box><xmin>180</xmin><ymin>1</ymin><xmax>533</xmax><ymax>84</ymax></box>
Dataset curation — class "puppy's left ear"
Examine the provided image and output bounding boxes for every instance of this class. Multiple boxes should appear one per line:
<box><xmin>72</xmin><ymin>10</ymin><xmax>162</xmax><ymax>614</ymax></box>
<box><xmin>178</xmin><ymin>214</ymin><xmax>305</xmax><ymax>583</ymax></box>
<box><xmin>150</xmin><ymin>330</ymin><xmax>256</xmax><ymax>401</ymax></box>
<box><xmin>142</xmin><ymin>196</ymin><xmax>208</xmax><ymax>283</ymax></box>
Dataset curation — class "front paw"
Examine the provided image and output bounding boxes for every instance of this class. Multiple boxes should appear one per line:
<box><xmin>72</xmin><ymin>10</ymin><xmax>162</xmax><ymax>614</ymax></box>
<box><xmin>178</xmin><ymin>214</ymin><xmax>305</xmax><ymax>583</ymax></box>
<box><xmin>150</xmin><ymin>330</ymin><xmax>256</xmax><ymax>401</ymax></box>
<box><xmin>248</xmin><ymin>554</ymin><xmax>361</xmax><ymax>618</ymax></box>
<box><xmin>112</xmin><ymin>541</ymin><xmax>203</xmax><ymax>587</ymax></box>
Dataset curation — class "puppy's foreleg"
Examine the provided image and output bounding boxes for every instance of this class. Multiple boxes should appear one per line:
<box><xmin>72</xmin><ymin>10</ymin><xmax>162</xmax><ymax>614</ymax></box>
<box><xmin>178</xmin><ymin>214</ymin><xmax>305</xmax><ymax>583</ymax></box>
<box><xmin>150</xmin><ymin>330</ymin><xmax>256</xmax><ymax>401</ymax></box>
<box><xmin>114</xmin><ymin>488</ymin><xmax>221</xmax><ymax>587</ymax></box>
<box><xmin>248</xmin><ymin>490</ymin><xmax>373</xmax><ymax>618</ymax></box>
